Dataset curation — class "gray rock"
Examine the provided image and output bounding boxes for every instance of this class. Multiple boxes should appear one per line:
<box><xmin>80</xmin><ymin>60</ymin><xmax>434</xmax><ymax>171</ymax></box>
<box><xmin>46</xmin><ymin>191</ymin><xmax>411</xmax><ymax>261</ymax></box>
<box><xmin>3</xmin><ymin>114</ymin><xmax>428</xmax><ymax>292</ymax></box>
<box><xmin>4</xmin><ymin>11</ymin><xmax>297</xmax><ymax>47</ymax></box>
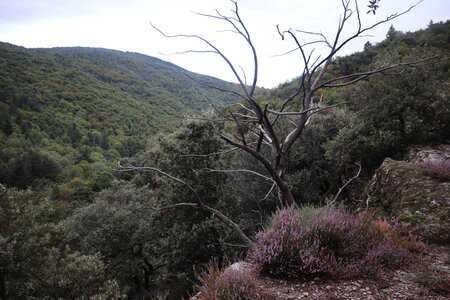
<box><xmin>364</xmin><ymin>145</ymin><xmax>450</xmax><ymax>244</ymax></box>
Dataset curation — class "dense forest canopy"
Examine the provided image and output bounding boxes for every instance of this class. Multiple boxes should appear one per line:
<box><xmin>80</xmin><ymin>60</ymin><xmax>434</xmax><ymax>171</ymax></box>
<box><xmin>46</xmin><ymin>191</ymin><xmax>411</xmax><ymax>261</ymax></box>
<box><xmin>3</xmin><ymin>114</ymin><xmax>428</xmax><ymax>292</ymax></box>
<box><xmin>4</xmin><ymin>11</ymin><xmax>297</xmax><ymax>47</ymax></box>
<box><xmin>0</xmin><ymin>42</ymin><xmax>251</xmax><ymax>206</ymax></box>
<box><xmin>0</xmin><ymin>13</ymin><xmax>449</xmax><ymax>299</ymax></box>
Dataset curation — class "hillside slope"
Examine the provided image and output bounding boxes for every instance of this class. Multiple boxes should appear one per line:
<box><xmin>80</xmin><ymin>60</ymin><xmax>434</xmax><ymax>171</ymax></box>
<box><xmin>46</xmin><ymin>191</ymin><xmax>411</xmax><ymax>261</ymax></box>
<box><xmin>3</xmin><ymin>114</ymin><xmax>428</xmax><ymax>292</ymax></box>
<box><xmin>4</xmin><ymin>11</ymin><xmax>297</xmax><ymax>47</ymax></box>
<box><xmin>0</xmin><ymin>42</ymin><xmax>241</xmax><ymax>135</ymax></box>
<box><xmin>0</xmin><ymin>42</ymin><xmax>247</xmax><ymax>191</ymax></box>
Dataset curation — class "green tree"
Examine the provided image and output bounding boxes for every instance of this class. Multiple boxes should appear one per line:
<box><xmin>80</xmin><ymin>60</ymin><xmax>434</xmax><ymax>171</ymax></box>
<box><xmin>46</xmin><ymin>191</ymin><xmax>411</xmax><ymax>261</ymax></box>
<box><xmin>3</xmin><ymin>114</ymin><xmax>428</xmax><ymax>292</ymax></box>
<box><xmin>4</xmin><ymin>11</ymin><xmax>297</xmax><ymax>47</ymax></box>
<box><xmin>7</xmin><ymin>149</ymin><xmax>61</xmax><ymax>189</ymax></box>
<box><xmin>114</xmin><ymin>121</ymin><xmax>256</xmax><ymax>293</ymax></box>
<box><xmin>64</xmin><ymin>181</ymin><xmax>160</xmax><ymax>295</ymax></box>
<box><xmin>91</xmin><ymin>171</ymin><xmax>115</xmax><ymax>192</ymax></box>
<box><xmin>0</xmin><ymin>185</ymin><xmax>109</xmax><ymax>299</ymax></box>
<box><xmin>100</xmin><ymin>130</ymin><xmax>110</xmax><ymax>150</ymax></box>
<box><xmin>325</xmin><ymin>49</ymin><xmax>449</xmax><ymax>173</ymax></box>
<box><xmin>387</xmin><ymin>25</ymin><xmax>400</xmax><ymax>40</ymax></box>
<box><xmin>68</xmin><ymin>123</ymin><xmax>82</xmax><ymax>147</ymax></box>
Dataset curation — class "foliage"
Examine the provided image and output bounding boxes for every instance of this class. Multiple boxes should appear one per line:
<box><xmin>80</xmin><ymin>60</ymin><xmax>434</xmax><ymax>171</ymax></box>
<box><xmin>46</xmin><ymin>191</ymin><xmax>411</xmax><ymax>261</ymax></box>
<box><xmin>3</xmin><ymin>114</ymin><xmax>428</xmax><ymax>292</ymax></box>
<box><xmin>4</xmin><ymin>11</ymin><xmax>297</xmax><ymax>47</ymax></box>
<box><xmin>130</xmin><ymin>121</ymin><xmax>245</xmax><ymax>283</ymax></box>
<box><xmin>6</xmin><ymin>148</ymin><xmax>61</xmax><ymax>189</ymax></box>
<box><xmin>249</xmin><ymin>206</ymin><xmax>414</xmax><ymax>279</ymax></box>
<box><xmin>0</xmin><ymin>184</ymin><xmax>108</xmax><ymax>299</ymax></box>
<box><xmin>285</xmin><ymin>110</ymin><xmax>350</xmax><ymax>204</ymax></box>
<box><xmin>193</xmin><ymin>260</ymin><xmax>270</xmax><ymax>300</ymax></box>
<box><xmin>251</xmin><ymin>21</ymin><xmax>449</xmax><ymax>205</ymax></box>
<box><xmin>63</xmin><ymin>180</ymin><xmax>160</xmax><ymax>295</ymax></box>
<box><xmin>0</xmin><ymin>41</ymin><xmax>246</xmax><ymax>196</ymax></box>
<box><xmin>64</xmin><ymin>119</ymin><xmax>265</xmax><ymax>295</ymax></box>
<box><xmin>91</xmin><ymin>171</ymin><xmax>115</xmax><ymax>191</ymax></box>
<box><xmin>325</xmin><ymin>48</ymin><xmax>449</xmax><ymax>176</ymax></box>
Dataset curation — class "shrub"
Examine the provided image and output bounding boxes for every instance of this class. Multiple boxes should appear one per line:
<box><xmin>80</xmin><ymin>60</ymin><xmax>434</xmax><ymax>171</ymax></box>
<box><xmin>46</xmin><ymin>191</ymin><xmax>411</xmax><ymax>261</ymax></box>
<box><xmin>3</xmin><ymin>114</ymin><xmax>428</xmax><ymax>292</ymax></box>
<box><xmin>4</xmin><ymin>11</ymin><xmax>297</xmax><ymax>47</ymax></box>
<box><xmin>420</xmin><ymin>160</ymin><xmax>450</xmax><ymax>182</ymax></box>
<box><xmin>193</xmin><ymin>260</ymin><xmax>270</xmax><ymax>300</ymax></box>
<box><xmin>372</xmin><ymin>219</ymin><xmax>427</xmax><ymax>253</ymax></box>
<box><xmin>249</xmin><ymin>206</ymin><xmax>413</xmax><ymax>279</ymax></box>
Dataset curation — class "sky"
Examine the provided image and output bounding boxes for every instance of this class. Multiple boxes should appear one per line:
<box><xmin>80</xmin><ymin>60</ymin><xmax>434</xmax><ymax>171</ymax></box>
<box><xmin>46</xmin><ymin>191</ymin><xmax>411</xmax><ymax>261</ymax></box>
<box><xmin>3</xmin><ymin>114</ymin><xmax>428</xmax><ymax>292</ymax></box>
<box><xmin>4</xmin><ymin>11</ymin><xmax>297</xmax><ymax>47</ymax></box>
<box><xmin>0</xmin><ymin>0</ymin><xmax>448</xmax><ymax>88</ymax></box>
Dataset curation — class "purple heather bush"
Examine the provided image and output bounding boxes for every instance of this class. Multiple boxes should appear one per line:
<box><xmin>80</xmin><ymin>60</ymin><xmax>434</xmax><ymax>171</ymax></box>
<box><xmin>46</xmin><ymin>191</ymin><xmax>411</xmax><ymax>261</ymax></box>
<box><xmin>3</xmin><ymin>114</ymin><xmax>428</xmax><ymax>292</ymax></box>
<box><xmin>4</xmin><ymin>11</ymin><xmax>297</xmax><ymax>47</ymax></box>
<box><xmin>193</xmin><ymin>260</ymin><xmax>270</xmax><ymax>300</ymax></box>
<box><xmin>249</xmin><ymin>206</ymin><xmax>413</xmax><ymax>279</ymax></box>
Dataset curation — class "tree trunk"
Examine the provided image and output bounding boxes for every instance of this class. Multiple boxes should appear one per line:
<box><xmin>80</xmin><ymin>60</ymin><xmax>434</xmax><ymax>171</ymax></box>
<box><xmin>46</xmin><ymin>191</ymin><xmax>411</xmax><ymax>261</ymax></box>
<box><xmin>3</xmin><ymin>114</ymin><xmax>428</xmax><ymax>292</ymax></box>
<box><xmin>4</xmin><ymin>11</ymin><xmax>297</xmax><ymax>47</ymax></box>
<box><xmin>279</xmin><ymin>181</ymin><xmax>295</xmax><ymax>207</ymax></box>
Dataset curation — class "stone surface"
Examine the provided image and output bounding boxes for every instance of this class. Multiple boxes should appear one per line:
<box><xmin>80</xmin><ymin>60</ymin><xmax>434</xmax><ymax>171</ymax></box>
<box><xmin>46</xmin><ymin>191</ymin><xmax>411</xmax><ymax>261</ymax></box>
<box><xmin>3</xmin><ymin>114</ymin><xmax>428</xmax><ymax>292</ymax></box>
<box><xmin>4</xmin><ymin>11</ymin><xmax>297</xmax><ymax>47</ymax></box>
<box><xmin>364</xmin><ymin>145</ymin><xmax>450</xmax><ymax>244</ymax></box>
<box><xmin>406</xmin><ymin>145</ymin><xmax>450</xmax><ymax>164</ymax></box>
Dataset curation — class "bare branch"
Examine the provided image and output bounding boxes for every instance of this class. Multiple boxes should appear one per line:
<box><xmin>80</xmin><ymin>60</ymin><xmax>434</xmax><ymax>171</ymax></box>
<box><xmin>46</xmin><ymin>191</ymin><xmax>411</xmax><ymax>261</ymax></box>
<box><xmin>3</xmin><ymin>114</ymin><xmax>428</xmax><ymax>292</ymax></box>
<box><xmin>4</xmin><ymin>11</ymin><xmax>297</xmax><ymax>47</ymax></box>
<box><xmin>259</xmin><ymin>182</ymin><xmax>276</xmax><ymax>203</ymax></box>
<box><xmin>309</xmin><ymin>101</ymin><xmax>350</xmax><ymax>116</ymax></box>
<box><xmin>118</xmin><ymin>162</ymin><xmax>254</xmax><ymax>248</ymax></box>
<box><xmin>295</xmin><ymin>29</ymin><xmax>332</xmax><ymax>48</ymax></box>
<box><xmin>150</xmin><ymin>21</ymin><xmax>251</xmax><ymax>98</ymax></box>
<box><xmin>205</xmin><ymin>168</ymin><xmax>275</xmax><ymax>183</ymax></box>
<box><xmin>116</xmin><ymin>163</ymin><xmax>203</xmax><ymax>203</ymax></box>
<box><xmin>310</xmin><ymin>0</ymin><xmax>423</xmax><ymax>77</ymax></box>
<box><xmin>231</xmin><ymin>102</ymin><xmax>256</xmax><ymax>114</ymax></box>
<box><xmin>271</xmin><ymin>40</ymin><xmax>328</xmax><ymax>57</ymax></box>
<box><xmin>230</xmin><ymin>112</ymin><xmax>247</xmax><ymax>145</ymax></box>
<box><xmin>140</xmin><ymin>202</ymin><xmax>199</xmax><ymax>211</ymax></box>
<box><xmin>167</xmin><ymin>113</ymin><xmax>227</xmax><ymax>122</ymax></box>
<box><xmin>239</xmin><ymin>65</ymin><xmax>248</xmax><ymax>86</ymax></box>
<box><xmin>178</xmin><ymin>147</ymin><xmax>240</xmax><ymax>157</ymax></box>
<box><xmin>159</xmin><ymin>50</ymin><xmax>217</xmax><ymax>56</ymax></box>
<box><xmin>217</xmin><ymin>241</ymin><xmax>250</xmax><ymax>248</ymax></box>
<box><xmin>204</xmin><ymin>96</ymin><xmax>233</xmax><ymax>121</ymax></box>
<box><xmin>184</xmin><ymin>73</ymin><xmax>245</xmax><ymax>99</ymax></box>
<box><xmin>141</xmin><ymin>201</ymin><xmax>254</xmax><ymax>248</ymax></box>
<box><xmin>315</xmin><ymin>54</ymin><xmax>444</xmax><ymax>90</ymax></box>
<box><xmin>231</xmin><ymin>112</ymin><xmax>258</xmax><ymax>120</ymax></box>
<box><xmin>256</xmin><ymin>131</ymin><xmax>264</xmax><ymax>152</ymax></box>
<box><xmin>283</xmin><ymin>29</ymin><xmax>311</xmax><ymax>77</ymax></box>
<box><xmin>267</xmin><ymin>100</ymin><xmax>349</xmax><ymax>116</ymax></box>
<box><xmin>328</xmin><ymin>163</ymin><xmax>362</xmax><ymax>206</ymax></box>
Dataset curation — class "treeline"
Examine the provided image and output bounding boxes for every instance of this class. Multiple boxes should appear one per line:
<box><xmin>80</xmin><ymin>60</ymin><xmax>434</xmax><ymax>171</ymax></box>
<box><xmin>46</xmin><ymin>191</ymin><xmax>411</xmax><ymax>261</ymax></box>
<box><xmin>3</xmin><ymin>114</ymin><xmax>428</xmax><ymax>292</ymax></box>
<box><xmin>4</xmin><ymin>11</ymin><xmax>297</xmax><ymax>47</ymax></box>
<box><xmin>0</xmin><ymin>20</ymin><xmax>449</xmax><ymax>298</ymax></box>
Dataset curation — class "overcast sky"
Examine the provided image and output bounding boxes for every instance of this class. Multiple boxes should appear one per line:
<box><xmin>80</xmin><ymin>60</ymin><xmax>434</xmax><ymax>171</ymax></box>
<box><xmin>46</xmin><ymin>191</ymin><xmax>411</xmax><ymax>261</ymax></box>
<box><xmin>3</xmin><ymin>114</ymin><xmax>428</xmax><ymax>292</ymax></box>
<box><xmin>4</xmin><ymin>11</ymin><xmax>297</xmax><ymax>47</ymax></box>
<box><xmin>0</xmin><ymin>0</ymin><xmax>448</xmax><ymax>88</ymax></box>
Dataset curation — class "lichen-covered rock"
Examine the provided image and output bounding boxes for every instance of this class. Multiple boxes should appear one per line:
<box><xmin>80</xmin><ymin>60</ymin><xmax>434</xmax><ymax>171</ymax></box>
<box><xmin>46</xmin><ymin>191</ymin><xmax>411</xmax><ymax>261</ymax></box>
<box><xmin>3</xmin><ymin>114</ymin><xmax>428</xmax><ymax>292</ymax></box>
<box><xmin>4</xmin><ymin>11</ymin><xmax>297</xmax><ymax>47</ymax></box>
<box><xmin>364</xmin><ymin>146</ymin><xmax>450</xmax><ymax>245</ymax></box>
<box><xmin>406</xmin><ymin>145</ymin><xmax>450</xmax><ymax>164</ymax></box>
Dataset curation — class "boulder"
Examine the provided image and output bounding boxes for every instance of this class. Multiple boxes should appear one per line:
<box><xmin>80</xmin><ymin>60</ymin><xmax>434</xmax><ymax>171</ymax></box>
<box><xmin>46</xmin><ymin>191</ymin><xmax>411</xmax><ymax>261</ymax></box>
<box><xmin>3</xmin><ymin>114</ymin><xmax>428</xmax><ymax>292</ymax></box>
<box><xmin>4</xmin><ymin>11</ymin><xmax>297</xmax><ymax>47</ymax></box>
<box><xmin>364</xmin><ymin>145</ymin><xmax>449</xmax><ymax>244</ymax></box>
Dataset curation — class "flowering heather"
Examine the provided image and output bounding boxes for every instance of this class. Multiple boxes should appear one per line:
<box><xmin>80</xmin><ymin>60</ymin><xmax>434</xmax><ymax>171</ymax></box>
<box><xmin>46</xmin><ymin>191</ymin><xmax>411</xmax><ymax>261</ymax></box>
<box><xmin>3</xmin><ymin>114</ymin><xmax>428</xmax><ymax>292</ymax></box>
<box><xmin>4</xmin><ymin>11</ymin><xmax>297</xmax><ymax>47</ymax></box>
<box><xmin>193</xmin><ymin>260</ymin><xmax>270</xmax><ymax>300</ymax></box>
<box><xmin>249</xmin><ymin>206</ymin><xmax>413</xmax><ymax>279</ymax></box>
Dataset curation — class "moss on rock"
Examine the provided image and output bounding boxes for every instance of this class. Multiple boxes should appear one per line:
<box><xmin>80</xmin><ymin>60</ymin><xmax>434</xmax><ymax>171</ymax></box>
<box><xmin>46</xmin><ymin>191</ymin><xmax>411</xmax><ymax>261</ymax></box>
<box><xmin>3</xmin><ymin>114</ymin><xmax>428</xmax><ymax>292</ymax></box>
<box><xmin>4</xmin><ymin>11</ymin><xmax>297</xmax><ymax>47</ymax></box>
<box><xmin>364</xmin><ymin>146</ymin><xmax>450</xmax><ymax>245</ymax></box>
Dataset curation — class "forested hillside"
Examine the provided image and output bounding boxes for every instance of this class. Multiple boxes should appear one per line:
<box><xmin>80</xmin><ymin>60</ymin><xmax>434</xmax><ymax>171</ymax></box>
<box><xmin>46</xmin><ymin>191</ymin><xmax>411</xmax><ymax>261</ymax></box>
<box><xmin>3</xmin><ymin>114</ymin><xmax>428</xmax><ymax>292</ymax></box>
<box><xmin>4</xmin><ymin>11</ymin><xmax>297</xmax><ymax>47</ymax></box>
<box><xmin>0</xmin><ymin>16</ymin><xmax>449</xmax><ymax>300</ymax></box>
<box><xmin>0</xmin><ymin>42</ymin><xmax>245</xmax><ymax>202</ymax></box>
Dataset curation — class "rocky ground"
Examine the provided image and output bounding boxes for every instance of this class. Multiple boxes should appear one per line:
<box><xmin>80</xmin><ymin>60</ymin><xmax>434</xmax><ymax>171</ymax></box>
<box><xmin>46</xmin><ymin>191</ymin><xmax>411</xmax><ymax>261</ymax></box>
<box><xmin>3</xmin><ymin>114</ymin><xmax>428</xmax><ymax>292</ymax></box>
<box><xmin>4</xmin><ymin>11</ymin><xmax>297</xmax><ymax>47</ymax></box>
<box><xmin>256</xmin><ymin>245</ymin><xmax>449</xmax><ymax>300</ymax></box>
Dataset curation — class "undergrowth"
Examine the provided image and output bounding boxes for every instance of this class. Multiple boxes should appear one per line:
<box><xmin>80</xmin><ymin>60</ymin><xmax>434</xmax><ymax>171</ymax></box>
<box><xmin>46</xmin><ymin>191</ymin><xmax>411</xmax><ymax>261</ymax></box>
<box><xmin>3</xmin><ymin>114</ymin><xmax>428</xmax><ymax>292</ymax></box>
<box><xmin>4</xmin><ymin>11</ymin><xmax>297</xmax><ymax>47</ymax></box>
<box><xmin>192</xmin><ymin>260</ymin><xmax>270</xmax><ymax>300</ymax></box>
<box><xmin>249</xmin><ymin>205</ymin><xmax>421</xmax><ymax>279</ymax></box>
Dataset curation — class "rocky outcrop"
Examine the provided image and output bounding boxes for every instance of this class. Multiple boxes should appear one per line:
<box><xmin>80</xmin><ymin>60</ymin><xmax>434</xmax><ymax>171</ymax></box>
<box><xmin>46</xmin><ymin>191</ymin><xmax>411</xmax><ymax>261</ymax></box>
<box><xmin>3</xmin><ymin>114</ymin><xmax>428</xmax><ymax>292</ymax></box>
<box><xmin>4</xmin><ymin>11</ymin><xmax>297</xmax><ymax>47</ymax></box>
<box><xmin>364</xmin><ymin>145</ymin><xmax>450</xmax><ymax>244</ymax></box>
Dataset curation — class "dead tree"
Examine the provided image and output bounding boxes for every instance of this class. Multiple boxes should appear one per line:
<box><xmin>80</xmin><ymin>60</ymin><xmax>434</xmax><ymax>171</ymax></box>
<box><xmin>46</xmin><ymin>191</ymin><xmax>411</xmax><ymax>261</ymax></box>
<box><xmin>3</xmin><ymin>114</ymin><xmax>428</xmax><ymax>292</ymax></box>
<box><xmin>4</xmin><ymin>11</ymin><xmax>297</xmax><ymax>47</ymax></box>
<box><xmin>118</xmin><ymin>0</ymin><xmax>441</xmax><ymax>247</ymax></box>
<box><xmin>150</xmin><ymin>0</ymin><xmax>440</xmax><ymax>206</ymax></box>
